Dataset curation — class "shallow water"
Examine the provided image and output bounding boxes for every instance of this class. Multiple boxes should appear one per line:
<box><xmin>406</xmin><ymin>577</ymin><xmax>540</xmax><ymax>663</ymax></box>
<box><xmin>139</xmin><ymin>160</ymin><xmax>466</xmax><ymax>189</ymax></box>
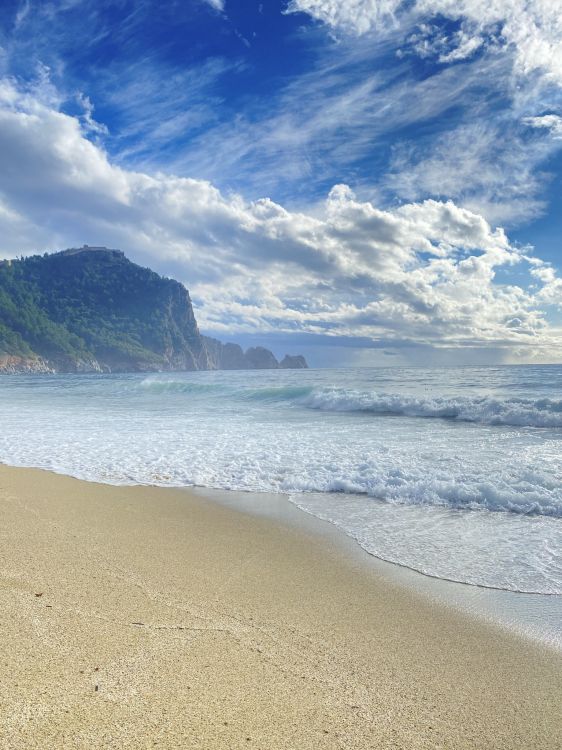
<box><xmin>0</xmin><ymin>365</ymin><xmax>561</xmax><ymax>595</ymax></box>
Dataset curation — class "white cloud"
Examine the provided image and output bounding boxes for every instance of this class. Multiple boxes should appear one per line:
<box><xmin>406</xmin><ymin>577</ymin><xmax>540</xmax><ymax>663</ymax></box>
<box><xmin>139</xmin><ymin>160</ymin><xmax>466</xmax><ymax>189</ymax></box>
<box><xmin>286</xmin><ymin>0</ymin><xmax>403</xmax><ymax>36</ymax></box>
<box><xmin>420</xmin><ymin>0</ymin><xmax>562</xmax><ymax>86</ymax></box>
<box><xmin>76</xmin><ymin>92</ymin><xmax>109</xmax><ymax>136</ymax></box>
<box><xmin>385</xmin><ymin>121</ymin><xmax>554</xmax><ymax>225</ymax></box>
<box><xmin>99</xmin><ymin>55</ymin><xmax>234</xmax><ymax>166</ymax></box>
<box><xmin>289</xmin><ymin>0</ymin><xmax>562</xmax><ymax>87</ymax></box>
<box><xmin>0</xmin><ymin>76</ymin><xmax>561</xmax><ymax>361</ymax></box>
<box><xmin>438</xmin><ymin>32</ymin><xmax>483</xmax><ymax>63</ymax></box>
<box><xmin>524</xmin><ymin>114</ymin><xmax>562</xmax><ymax>139</ymax></box>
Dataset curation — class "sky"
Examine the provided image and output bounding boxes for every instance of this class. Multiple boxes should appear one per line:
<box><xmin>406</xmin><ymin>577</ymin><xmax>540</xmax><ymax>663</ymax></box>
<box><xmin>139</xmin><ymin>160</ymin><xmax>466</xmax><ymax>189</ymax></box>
<box><xmin>0</xmin><ymin>0</ymin><xmax>561</xmax><ymax>366</ymax></box>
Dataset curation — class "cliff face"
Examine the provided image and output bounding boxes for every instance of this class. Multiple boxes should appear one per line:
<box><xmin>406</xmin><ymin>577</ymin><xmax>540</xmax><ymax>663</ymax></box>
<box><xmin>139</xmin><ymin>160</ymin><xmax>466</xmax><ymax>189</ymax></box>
<box><xmin>202</xmin><ymin>337</ymin><xmax>248</xmax><ymax>370</ymax></box>
<box><xmin>0</xmin><ymin>247</ymin><xmax>308</xmax><ymax>373</ymax></box>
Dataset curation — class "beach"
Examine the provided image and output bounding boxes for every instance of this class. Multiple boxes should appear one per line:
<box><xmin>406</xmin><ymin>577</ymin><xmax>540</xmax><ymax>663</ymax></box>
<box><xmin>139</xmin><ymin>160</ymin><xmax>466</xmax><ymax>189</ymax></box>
<box><xmin>1</xmin><ymin>464</ymin><xmax>560</xmax><ymax>749</ymax></box>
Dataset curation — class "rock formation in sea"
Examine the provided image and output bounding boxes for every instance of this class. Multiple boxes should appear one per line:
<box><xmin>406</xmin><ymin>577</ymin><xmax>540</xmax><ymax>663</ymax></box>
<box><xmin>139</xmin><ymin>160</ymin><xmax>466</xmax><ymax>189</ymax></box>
<box><xmin>279</xmin><ymin>354</ymin><xmax>308</xmax><ymax>369</ymax></box>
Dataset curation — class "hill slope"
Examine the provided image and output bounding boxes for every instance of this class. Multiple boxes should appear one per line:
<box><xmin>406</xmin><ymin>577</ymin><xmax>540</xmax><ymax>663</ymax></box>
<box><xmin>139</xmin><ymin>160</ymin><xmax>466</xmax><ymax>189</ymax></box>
<box><xmin>0</xmin><ymin>247</ymin><xmax>307</xmax><ymax>373</ymax></box>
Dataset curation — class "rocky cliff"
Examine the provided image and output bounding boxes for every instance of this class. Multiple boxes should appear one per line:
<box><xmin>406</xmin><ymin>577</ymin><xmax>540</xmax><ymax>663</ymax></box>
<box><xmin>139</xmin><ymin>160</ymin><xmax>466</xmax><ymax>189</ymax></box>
<box><xmin>0</xmin><ymin>247</ymin><xmax>307</xmax><ymax>373</ymax></box>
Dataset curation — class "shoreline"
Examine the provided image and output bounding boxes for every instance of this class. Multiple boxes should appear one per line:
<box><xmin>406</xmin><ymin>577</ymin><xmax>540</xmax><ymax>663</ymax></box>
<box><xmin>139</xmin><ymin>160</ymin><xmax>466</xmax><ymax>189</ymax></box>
<box><xmin>1</xmin><ymin>464</ymin><xmax>561</xmax><ymax>748</ymax></box>
<box><xmin>4</xmin><ymin>457</ymin><xmax>559</xmax><ymax>649</ymax></box>
<box><xmin>195</xmin><ymin>486</ymin><xmax>562</xmax><ymax>651</ymax></box>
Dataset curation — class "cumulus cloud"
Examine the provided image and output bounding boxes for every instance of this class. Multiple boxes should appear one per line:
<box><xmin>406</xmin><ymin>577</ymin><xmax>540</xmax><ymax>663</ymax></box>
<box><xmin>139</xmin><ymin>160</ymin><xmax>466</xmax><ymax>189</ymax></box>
<box><xmin>0</xmin><ymin>76</ymin><xmax>561</xmax><ymax>361</ymax></box>
<box><xmin>418</xmin><ymin>0</ymin><xmax>562</xmax><ymax>86</ymax></box>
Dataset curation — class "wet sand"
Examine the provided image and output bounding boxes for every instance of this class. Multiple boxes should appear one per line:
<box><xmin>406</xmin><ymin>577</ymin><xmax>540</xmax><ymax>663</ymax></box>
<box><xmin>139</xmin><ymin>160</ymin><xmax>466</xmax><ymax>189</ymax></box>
<box><xmin>0</xmin><ymin>465</ymin><xmax>560</xmax><ymax>749</ymax></box>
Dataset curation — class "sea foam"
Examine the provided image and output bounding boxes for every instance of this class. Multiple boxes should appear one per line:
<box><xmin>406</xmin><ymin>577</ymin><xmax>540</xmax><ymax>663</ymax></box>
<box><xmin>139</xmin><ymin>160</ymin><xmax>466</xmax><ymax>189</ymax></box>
<box><xmin>298</xmin><ymin>389</ymin><xmax>562</xmax><ymax>428</ymax></box>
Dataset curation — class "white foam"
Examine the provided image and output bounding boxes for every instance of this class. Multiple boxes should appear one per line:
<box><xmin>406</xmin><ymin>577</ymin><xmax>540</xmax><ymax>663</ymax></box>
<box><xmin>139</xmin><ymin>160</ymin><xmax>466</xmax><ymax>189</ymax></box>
<box><xmin>299</xmin><ymin>389</ymin><xmax>562</xmax><ymax>428</ymax></box>
<box><xmin>290</xmin><ymin>493</ymin><xmax>562</xmax><ymax>595</ymax></box>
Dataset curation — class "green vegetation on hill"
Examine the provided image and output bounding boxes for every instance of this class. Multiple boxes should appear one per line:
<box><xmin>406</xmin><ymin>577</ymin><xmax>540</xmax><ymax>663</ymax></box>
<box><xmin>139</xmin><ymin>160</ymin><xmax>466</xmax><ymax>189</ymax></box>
<box><xmin>0</xmin><ymin>248</ymin><xmax>208</xmax><ymax>372</ymax></box>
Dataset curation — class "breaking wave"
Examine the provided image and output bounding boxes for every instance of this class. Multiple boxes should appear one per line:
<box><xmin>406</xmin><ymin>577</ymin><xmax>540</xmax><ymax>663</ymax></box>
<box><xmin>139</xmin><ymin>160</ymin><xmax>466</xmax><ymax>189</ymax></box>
<box><xmin>298</xmin><ymin>389</ymin><xmax>562</xmax><ymax>428</ymax></box>
<box><xmin>139</xmin><ymin>377</ymin><xmax>562</xmax><ymax>429</ymax></box>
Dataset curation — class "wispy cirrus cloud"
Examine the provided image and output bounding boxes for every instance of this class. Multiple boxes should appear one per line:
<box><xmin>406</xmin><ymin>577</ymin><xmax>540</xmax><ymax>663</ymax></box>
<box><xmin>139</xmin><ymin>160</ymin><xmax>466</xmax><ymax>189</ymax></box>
<box><xmin>162</xmin><ymin>41</ymin><xmax>511</xmax><ymax>202</ymax></box>
<box><xmin>283</xmin><ymin>0</ymin><xmax>562</xmax><ymax>226</ymax></box>
<box><xmin>99</xmin><ymin>55</ymin><xmax>236</xmax><ymax>165</ymax></box>
<box><xmin>384</xmin><ymin>120</ymin><xmax>558</xmax><ymax>225</ymax></box>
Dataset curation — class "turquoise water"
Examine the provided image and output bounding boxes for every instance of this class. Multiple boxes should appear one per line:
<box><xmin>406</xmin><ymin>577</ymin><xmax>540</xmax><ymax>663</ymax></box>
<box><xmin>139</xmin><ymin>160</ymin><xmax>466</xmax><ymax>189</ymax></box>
<box><xmin>0</xmin><ymin>366</ymin><xmax>561</xmax><ymax>594</ymax></box>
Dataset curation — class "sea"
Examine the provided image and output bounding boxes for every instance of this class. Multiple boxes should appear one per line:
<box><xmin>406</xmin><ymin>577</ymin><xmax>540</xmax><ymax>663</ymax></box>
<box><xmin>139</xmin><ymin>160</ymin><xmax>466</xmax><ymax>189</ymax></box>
<box><xmin>1</xmin><ymin>365</ymin><xmax>561</xmax><ymax>603</ymax></box>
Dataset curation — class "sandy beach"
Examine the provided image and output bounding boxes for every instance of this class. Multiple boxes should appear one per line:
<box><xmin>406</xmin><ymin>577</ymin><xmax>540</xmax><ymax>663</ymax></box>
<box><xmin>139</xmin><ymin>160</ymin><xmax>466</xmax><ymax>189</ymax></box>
<box><xmin>0</xmin><ymin>464</ymin><xmax>560</xmax><ymax>749</ymax></box>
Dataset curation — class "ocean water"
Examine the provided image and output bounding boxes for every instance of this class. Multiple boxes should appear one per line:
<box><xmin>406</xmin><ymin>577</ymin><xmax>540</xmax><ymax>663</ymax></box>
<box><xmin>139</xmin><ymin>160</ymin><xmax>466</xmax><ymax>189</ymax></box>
<box><xmin>0</xmin><ymin>366</ymin><xmax>561</xmax><ymax>596</ymax></box>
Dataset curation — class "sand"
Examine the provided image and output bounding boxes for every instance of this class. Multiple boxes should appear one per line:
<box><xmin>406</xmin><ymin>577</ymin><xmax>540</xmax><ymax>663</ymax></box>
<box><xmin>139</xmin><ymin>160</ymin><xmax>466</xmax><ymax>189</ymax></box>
<box><xmin>0</xmin><ymin>465</ymin><xmax>560</xmax><ymax>749</ymax></box>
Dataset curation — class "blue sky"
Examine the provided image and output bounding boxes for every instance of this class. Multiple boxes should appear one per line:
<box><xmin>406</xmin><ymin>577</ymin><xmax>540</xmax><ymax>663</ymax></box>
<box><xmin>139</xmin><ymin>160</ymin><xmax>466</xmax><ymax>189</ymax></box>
<box><xmin>0</xmin><ymin>0</ymin><xmax>561</xmax><ymax>365</ymax></box>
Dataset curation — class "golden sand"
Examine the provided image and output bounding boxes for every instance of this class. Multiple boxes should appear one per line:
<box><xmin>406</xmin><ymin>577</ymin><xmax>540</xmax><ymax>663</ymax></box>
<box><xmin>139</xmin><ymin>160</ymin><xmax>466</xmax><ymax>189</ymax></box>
<box><xmin>0</xmin><ymin>465</ymin><xmax>560</xmax><ymax>749</ymax></box>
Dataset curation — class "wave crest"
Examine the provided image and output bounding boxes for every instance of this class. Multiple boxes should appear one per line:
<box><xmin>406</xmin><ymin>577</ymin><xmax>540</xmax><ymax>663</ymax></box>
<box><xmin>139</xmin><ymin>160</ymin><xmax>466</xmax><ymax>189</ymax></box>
<box><xmin>298</xmin><ymin>389</ymin><xmax>562</xmax><ymax>428</ymax></box>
